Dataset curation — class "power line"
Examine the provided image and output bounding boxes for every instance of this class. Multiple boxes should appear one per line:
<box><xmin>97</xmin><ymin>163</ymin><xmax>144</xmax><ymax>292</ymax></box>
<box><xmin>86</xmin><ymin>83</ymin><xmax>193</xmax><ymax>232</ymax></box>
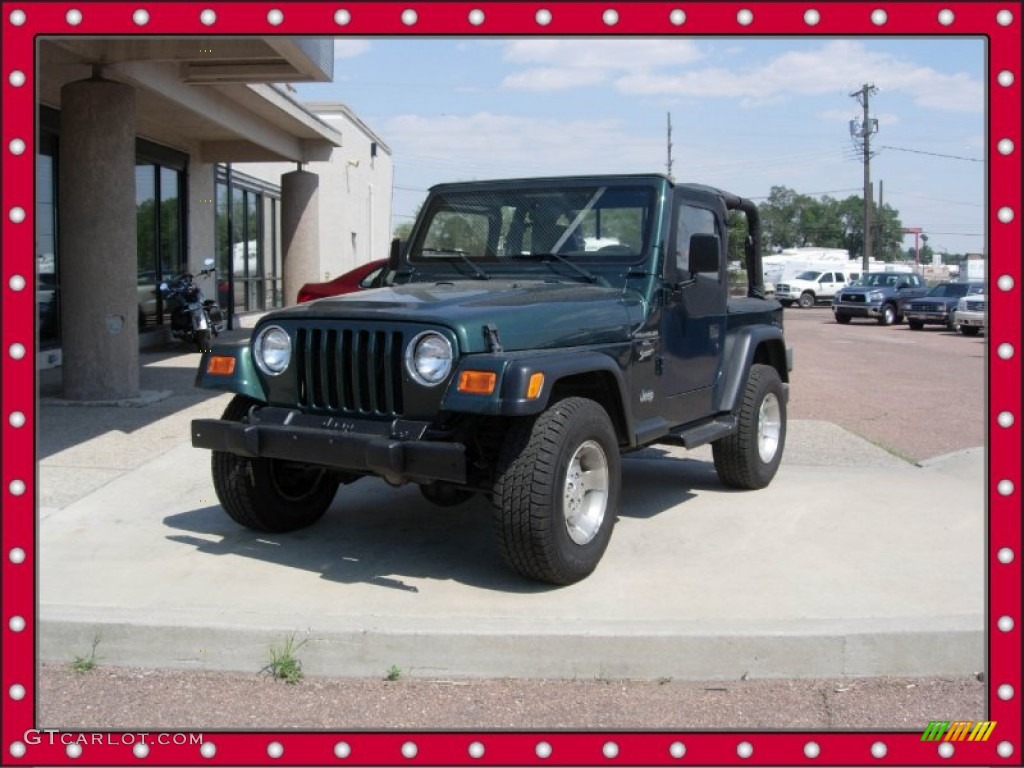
<box><xmin>878</xmin><ymin>145</ymin><xmax>982</xmax><ymax>163</ymax></box>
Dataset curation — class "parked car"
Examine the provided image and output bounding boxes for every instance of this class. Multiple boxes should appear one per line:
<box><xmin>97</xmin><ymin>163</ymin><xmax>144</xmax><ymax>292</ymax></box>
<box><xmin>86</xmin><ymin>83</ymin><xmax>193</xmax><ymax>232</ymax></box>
<box><xmin>831</xmin><ymin>272</ymin><xmax>927</xmax><ymax>325</ymax></box>
<box><xmin>775</xmin><ymin>269</ymin><xmax>858</xmax><ymax>308</ymax></box>
<box><xmin>297</xmin><ymin>259</ymin><xmax>387</xmax><ymax>303</ymax></box>
<box><xmin>902</xmin><ymin>282</ymin><xmax>984</xmax><ymax>331</ymax></box>
<box><xmin>955</xmin><ymin>292</ymin><xmax>986</xmax><ymax>336</ymax></box>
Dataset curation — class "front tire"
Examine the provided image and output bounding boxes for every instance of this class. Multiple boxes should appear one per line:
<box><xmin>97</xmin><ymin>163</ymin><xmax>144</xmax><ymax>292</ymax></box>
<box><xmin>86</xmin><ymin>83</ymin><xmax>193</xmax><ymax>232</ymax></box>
<box><xmin>211</xmin><ymin>395</ymin><xmax>340</xmax><ymax>532</ymax></box>
<box><xmin>908</xmin><ymin>320</ymin><xmax>924</xmax><ymax>331</ymax></box>
<box><xmin>835</xmin><ymin>313</ymin><xmax>851</xmax><ymax>325</ymax></box>
<box><xmin>798</xmin><ymin>291</ymin><xmax>815</xmax><ymax>309</ymax></box>
<box><xmin>878</xmin><ymin>303</ymin><xmax>897</xmax><ymax>326</ymax></box>
<box><xmin>960</xmin><ymin>325</ymin><xmax>980</xmax><ymax>337</ymax></box>
<box><xmin>492</xmin><ymin>397</ymin><xmax>620</xmax><ymax>585</ymax></box>
<box><xmin>713</xmin><ymin>364</ymin><xmax>787</xmax><ymax>490</ymax></box>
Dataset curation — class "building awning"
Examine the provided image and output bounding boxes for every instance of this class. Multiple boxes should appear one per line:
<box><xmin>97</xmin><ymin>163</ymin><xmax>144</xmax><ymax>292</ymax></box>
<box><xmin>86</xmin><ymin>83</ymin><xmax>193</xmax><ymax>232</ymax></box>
<box><xmin>38</xmin><ymin>37</ymin><xmax>343</xmax><ymax>162</ymax></box>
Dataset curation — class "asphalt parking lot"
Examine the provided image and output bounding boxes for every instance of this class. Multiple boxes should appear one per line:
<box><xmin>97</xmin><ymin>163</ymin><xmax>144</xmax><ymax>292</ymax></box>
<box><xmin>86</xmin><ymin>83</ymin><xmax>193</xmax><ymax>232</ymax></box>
<box><xmin>35</xmin><ymin>306</ymin><xmax>987</xmax><ymax>728</ymax></box>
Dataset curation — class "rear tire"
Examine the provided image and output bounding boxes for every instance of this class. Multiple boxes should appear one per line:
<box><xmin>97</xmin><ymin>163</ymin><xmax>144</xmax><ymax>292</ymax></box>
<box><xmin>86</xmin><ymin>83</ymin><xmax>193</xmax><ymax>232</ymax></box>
<box><xmin>713</xmin><ymin>364</ymin><xmax>787</xmax><ymax>490</ymax></box>
<box><xmin>196</xmin><ymin>329</ymin><xmax>212</xmax><ymax>351</ymax></box>
<box><xmin>492</xmin><ymin>397</ymin><xmax>619</xmax><ymax>585</ymax></box>
<box><xmin>211</xmin><ymin>395</ymin><xmax>340</xmax><ymax>532</ymax></box>
<box><xmin>420</xmin><ymin>482</ymin><xmax>475</xmax><ymax>507</ymax></box>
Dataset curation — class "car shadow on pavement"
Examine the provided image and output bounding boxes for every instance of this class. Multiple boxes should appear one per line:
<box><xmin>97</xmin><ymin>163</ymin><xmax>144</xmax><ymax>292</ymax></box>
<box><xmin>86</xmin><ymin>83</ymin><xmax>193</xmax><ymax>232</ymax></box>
<box><xmin>161</xmin><ymin>457</ymin><xmax>717</xmax><ymax>593</ymax></box>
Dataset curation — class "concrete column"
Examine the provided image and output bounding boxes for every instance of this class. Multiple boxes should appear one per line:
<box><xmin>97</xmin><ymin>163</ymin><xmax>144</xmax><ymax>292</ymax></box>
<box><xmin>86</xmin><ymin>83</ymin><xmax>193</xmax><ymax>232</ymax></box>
<box><xmin>281</xmin><ymin>169</ymin><xmax>320</xmax><ymax>307</ymax></box>
<box><xmin>58</xmin><ymin>76</ymin><xmax>139</xmax><ymax>400</ymax></box>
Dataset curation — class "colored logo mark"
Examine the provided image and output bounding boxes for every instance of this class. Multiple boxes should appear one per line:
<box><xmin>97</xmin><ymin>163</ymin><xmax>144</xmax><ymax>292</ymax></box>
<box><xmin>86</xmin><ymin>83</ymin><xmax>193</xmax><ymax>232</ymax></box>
<box><xmin>921</xmin><ymin>721</ymin><xmax>997</xmax><ymax>742</ymax></box>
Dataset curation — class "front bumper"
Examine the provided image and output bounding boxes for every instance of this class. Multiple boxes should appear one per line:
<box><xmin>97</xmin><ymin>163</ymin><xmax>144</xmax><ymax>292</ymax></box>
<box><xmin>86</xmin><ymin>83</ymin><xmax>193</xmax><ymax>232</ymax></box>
<box><xmin>191</xmin><ymin>407</ymin><xmax>466</xmax><ymax>485</ymax></box>
<box><xmin>833</xmin><ymin>301</ymin><xmax>882</xmax><ymax>318</ymax></box>
<box><xmin>904</xmin><ymin>309</ymin><xmax>951</xmax><ymax>324</ymax></box>
<box><xmin>957</xmin><ymin>310</ymin><xmax>986</xmax><ymax>328</ymax></box>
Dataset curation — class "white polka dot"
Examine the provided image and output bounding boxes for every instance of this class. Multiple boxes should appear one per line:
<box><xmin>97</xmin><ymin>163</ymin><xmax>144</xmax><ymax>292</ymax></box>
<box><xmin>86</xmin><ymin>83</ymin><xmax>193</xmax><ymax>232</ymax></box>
<box><xmin>998</xmin><ymin>479</ymin><xmax>1015</xmax><ymax>496</ymax></box>
<box><xmin>468</xmin><ymin>741</ymin><xmax>485</xmax><ymax>758</ymax></box>
<box><xmin>996</xmin><ymin>9</ymin><xmax>1014</xmax><ymax>25</ymax></box>
<box><xmin>9</xmin><ymin>616</ymin><xmax>26</xmax><ymax>632</ymax></box>
<box><xmin>603</xmin><ymin>9</ymin><xmax>618</xmax><ymax>26</ymax></box>
<box><xmin>737</xmin><ymin>741</ymin><xmax>753</xmax><ymax>758</ymax></box>
<box><xmin>998</xmin><ymin>139</ymin><xmax>1014</xmax><ymax>155</ymax></box>
<box><xmin>997</xmin><ymin>741</ymin><xmax>1014</xmax><ymax>758</ymax></box>
<box><xmin>401</xmin><ymin>9</ymin><xmax>417</xmax><ymax>25</ymax></box>
<box><xmin>9</xmin><ymin>9</ymin><xmax>26</xmax><ymax>25</ymax></box>
<box><xmin>996</xmin><ymin>411</ymin><xmax>1015</xmax><ymax>427</ymax></box>
<box><xmin>997</xmin><ymin>615</ymin><xmax>1014</xmax><ymax>632</ymax></box>
<box><xmin>9</xmin><ymin>684</ymin><xmax>26</xmax><ymax>700</ymax></box>
<box><xmin>200</xmin><ymin>742</ymin><xmax>216</xmax><ymax>758</ymax></box>
<box><xmin>133</xmin><ymin>743</ymin><xmax>149</xmax><ymax>758</ymax></box>
<box><xmin>9</xmin><ymin>274</ymin><xmax>26</xmax><ymax>291</ymax></box>
<box><xmin>998</xmin><ymin>70</ymin><xmax>1015</xmax><ymax>87</ymax></box>
<box><xmin>804</xmin><ymin>9</ymin><xmax>820</xmax><ymax>25</ymax></box>
<box><xmin>9</xmin><ymin>70</ymin><xmax>26</xmax><ymax>87</ymax></box>
<box><xmin>603</xmin><ymin>741</ymin><xmax>619</xmax><ymax>758</ymax></box>
<box><xmin>871</xmin><ymin>741</ymin><xmax>887</xmax><ymax>758</ymax></box>
<box><xmin>536</xmin><ymin>741</ymin><xmax>552</xmax><ymax>759</ymax></box>
<box><xmin>535</xmin><ymin>8</ymin><xmax>552</xmax><ymax>25</ymax></box>
<box><xmin>267</xmin><ymin>741</ymin><xmax>283</xmax><ymax>758</ymax></box>
<box><xmin>9</xmin><ymin>742</ymin><xmax>26</xmax><ymax>758</ymax></box>
<box><xmin>199</xmin><ymin>8</ymin><xmax>216</xmax><ymax>25</ymax></box>
<box><xmin>997</xmin><ymin>206</ymin><xmax>1015</xmax><ymax>223</ymax></box>
<box><xmin>737</xmin><ymin>9</ymin><xmax>753</xmax><ymax>25</ymax></box>
<box><xmin>997</xmin><ymin>547</ymin><xmax>1015</xmax><ymax>563</ymax></box>
<box><xmin>334</xmin><ymin>9</ymin><xmax>351</xmax><ymax>25</ymax></box>
<box><xmin>871</xmin><ymin>9</ymin><xmax>887</xmax><ymax>25</ymax></box>
<box><xmin>132</xmin><ymin>9</ymin><xmax>149</xmax><ymax>25</ymax></box>
<box><xmin>9</xmin><ymin>411</ymin><xmax>26</xmax><ymax>428</ymax></box>
<box><xmin>9</xmin><ymin>207</ymin><xmax>25</xmax><ymax>223</ymax></box>
<box><xmin>8</xmin><ymin>138</ymin><xmax>25</xmax><ymax>155</ymax></box>
<box><xmin>468</xmin><ymin>9</ymin><xmax>484</xmax><ymax>25</ymax></box>
<box><xmin>938</xmin><ymin>9</ymin><xmax>954</xmax><ymax>25</ymax></box>
<box><xmin>401</xmin><ymin>742</ymin><xmax>417</xmax><ymax>759</ymax></box>
<box><xmin>669</xmin><ymin>742</ymin><xmax>686</xmax><ymax>758</ymax></box>
<box><xmin>669</xmin><ymin>9</ymin><xmax>686</xmax><ymax>25</ymax></box>
<box><xmin>267</xmin><ymin>9</ymin><xmax>283</xmax><ymax>25</ymax></box>
<box><xmin>938</xmin><ymin>741</ymin><xmax>954</xmax><ymax>758</ymax></box>
<box><xmin>998</xmin><ymin>274</ymin><xmax>1015</xmax><ymax>291</ymax></box>
<box><xmin>9</xmin><ymin>547</ymin><xmax>26</xmax><ymax>564</ymax></box>
<box><xmin>804</xmin><ymin>741</ymin><xmax>820</xmax><ymax>758</ymax></box>
<box><xmin>9</xmin><ymin>343</ymin><xmax>26</xmax><ymax>360</ymax></box>
<box><xmin>67</xmin><ymin>743</ymin><xmax>82</xmax><ymax>759</ymax></box>
<box><xmin>998</xmin><ymin>343</ymin><xmax>1014</xmax><ymax>360</ymax></box>
<box><xmin>334</xmin><ymin>742</ymin><xmax>351</xmax><ymax>758</ymax></box>
<box><xmin>998</xmin><ymin>684</ymin><xmax>1014</xmax><ymax>700</ymax></box>
<box><xmin>8</xmin><ymin>480</ymin><xmax>25</xmax><ymax>496</ymax></box>
<box><xmin>66</xmin><ymin>8</ymin><xmax>82</xmax><ymax>25</ymax></box>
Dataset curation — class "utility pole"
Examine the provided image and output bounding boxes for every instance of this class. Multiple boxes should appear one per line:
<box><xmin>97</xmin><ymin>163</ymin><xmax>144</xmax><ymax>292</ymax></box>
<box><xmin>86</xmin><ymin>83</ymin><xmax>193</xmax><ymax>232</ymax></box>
<box><xmin>666</xmin><ymin>112</ymin><xmax>674</xmax><ymax>181</ymax></box>
<box><xmin>850</xmin><ymin>83</ymin><xmax>879</xmax><ymax>272</ymax></box>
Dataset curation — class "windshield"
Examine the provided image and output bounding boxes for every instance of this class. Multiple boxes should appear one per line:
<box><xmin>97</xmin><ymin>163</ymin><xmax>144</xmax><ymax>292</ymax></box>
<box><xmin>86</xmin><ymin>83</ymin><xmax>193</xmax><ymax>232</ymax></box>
<box><xmin>926</xmin><ymin>282</ymin><xmax>982</xmax><ymax>298</ymax></box>
<box><xmin>852</xmin><ymin>273</ymin><xmax>909</xmax><ymax>287</ymax></box>
<box><xmin>408</xmin><ymin>185</ymin><xmax>654</xmax><ymax>268</ymax></box>
<box><xmin>795</xmin><ymin>270</ymin><xmax>822</xmax><ymax>281</ymax></box>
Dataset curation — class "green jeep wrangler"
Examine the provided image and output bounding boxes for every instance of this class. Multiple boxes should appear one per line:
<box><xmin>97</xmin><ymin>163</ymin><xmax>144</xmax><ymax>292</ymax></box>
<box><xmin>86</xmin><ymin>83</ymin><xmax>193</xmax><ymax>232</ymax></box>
<box><xmin>191</xmin><ymin>175</ymin><xmax>791</xmax><ymax>584</ymax></box>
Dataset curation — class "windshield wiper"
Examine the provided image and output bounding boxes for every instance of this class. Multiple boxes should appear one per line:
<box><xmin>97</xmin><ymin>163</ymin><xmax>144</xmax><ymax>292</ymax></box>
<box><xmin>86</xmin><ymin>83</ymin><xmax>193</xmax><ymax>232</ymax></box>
<box><xmin>420</xmin><ymin>249</ymin><xmax>490</xmax><ymax>280</ymax></box>
<box><xmin>511</xmin><ymin>252</ymin><xmax>598</xmax><ymax>283</ymax></box>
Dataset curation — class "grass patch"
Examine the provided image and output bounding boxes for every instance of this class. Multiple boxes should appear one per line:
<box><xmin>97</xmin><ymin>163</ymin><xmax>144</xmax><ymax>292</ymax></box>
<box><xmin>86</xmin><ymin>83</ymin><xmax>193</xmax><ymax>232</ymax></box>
<box><xmin>71</xmin><ymin>633</ymin><xmax>102</xmax><ymax>673</ymax></box>
<box><xmin>263</xmin><ymin>635</ymin><xmax>307</xmax><ymax>684</ymax></box>
<box><xmin>385</xmin><ymin>664</ymin><xmax>402</xmax><ymax>682</ymax></box>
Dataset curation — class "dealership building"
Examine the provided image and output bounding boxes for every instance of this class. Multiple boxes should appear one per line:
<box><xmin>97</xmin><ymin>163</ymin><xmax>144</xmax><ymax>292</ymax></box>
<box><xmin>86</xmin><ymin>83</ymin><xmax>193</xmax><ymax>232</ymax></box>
<box><xmin>36</xmin><ymin>36</ymin><xmax>392</xmax><ymax>400</ymax></box>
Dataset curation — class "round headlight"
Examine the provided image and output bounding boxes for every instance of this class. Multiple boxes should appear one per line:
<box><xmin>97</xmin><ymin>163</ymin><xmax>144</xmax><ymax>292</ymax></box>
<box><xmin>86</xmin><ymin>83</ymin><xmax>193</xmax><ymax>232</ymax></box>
<box><xmin>254</xmin><ymin>325</ymin><xmax>291</xmax><ymax>376</ymax></box>
<box><xmin>406</xmin><ymin>331</ymin><xmax>453</xmax><ymax>386</ymax></box>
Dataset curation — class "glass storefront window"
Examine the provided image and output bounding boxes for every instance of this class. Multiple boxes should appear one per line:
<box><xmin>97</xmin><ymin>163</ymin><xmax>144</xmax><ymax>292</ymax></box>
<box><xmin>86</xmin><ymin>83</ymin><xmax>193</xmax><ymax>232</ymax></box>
<box><xmin>37</xmin><ymin>144</ymin><xmax>59</xmax><ymax>345</ymax></box>
<box><xmin>136</xmin><ymin>162</ymin><xmax>184</xmax><ymax>329</ymax></box>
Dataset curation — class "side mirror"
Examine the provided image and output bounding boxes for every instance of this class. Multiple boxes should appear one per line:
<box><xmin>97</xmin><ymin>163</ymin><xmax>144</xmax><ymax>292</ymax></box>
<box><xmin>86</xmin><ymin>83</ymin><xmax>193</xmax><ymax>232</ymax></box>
<box><xmin>897</xmin><ymin>281</ymin><xmax>909</xmax><ymax>290</ymax></box>
<box><xmin>688</xmin><ymin>233</ymin><xmax>720</xmax><ymax>274</ymax></box>
<box><xmin>388</xmin><ymin>237</ymin><xmax>404</xmax><ymax>272</ymax></box>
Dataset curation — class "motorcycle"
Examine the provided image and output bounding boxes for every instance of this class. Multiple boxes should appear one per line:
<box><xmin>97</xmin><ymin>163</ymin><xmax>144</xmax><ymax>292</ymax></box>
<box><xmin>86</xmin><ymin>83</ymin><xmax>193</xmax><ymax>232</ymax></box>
<box><xmin>159</xmin><ymin>258</ymin><xmax>226</xmax><ymax>351</ymax></box>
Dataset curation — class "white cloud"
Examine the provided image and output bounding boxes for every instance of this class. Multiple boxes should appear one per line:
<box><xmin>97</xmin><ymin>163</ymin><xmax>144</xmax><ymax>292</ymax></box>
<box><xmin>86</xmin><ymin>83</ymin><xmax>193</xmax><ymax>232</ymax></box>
<box><xmin>334</xmin><ymin>39</ymin><xmax>371</xmax><ymax>59</ymax></box>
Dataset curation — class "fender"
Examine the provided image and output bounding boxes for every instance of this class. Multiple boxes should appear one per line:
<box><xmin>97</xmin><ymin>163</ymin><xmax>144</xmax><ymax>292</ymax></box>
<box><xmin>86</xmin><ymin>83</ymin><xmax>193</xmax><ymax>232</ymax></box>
<box><xmin>193</xmin><ymin>340</ymin><xmax>268</xmax><ymax>402</ymax></box>
<box><xmin>442</xmin><ymin>346</ymin><xmax>634</xmax><ymax>436</ymax></box>
<box><xmin>713</xmin><ymin>326</ymin><xmax>790</xmax><ymax>413</ymax></box>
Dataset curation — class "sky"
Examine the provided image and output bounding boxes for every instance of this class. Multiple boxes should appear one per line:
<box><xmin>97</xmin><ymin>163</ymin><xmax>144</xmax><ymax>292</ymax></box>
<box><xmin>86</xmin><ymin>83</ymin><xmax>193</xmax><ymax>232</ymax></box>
<box><xmin>295</xmin><ymin>36</ymin><xmax>986</xmax><ymax>257</ymax></box>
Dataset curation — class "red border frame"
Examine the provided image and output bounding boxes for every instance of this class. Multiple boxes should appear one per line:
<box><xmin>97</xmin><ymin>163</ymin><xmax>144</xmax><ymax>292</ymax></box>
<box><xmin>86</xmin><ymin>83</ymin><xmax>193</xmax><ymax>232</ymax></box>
<box><xmin>2</xmin><ymin>2</ymin><xmax>1020</xmax><ymax>766</ymax></box>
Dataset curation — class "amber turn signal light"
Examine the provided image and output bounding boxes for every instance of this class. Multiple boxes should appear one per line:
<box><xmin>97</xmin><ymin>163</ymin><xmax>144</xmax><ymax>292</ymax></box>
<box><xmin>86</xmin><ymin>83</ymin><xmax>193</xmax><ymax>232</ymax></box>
<box><xmin>206</xmin><ymin>355</ymin><xmax>236</xmax><ymax>375</ymax></box>
<box><xmin>457</xmin><ymin>370</ymin><xmax>497</xmax><ymax>395</ymax></box>
<box><xmin>526</xmin><ymin>372</ymin><xmax>544</xmax><ymax>399</ymax></box>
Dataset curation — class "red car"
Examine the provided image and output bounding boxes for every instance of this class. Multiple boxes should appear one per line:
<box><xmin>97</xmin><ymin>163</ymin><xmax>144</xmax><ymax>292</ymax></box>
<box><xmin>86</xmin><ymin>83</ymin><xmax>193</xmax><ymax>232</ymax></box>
<box><xmin>296</xmin><ymin>259</ymin><xmax>388</xmax><ymax>303</ymax></box>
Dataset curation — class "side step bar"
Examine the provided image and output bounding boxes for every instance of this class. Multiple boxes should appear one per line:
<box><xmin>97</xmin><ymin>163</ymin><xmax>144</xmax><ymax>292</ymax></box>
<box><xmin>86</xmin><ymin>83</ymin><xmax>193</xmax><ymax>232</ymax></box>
<box><xmin>657</xmin><ymin>415</ymin><xmax>737</xmax><ymax>449</ymax></box>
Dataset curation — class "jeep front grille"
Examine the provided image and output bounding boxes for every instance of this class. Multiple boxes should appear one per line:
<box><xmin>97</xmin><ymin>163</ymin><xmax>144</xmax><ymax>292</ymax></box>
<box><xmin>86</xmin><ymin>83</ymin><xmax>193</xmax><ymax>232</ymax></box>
<box><xmin>295</xmin><ymin>327</ymin><xmax>405</xmax><ymax>416</ymax></box>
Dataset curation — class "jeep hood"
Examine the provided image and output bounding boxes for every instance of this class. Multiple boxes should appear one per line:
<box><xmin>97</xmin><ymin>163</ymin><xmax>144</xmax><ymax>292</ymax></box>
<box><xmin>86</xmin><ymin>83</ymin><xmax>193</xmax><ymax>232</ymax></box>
<box><xmin>270</xmin><ymin>280</ymin><xmax>645</xmax><ymax>353</ymax></box>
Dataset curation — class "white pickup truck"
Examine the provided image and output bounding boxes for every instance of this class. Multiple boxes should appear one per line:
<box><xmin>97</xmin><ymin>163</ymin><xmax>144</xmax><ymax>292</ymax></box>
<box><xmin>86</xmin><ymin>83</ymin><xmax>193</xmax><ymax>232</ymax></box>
<box><xmin>775</xmin><ymin>269</ymin><xmax>860</xmax><ymax>308</ymax></box>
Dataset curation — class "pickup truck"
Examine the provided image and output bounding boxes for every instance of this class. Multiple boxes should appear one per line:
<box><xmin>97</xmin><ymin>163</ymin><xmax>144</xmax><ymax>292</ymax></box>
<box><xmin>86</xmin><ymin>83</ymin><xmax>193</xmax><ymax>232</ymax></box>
<box><xmin>831</xmin><ymin>272</ymin><xmax>927</xmax><ymax>325</ymax></box>
<box><xmin>190</xmin><ymin>174</ymin><xmax>792</xmax><ymax>584</ymax></box>
<box><xmin>775</xmin><ymin>269</ymin><xmax>858</xmax><ymax>308</ymax></box>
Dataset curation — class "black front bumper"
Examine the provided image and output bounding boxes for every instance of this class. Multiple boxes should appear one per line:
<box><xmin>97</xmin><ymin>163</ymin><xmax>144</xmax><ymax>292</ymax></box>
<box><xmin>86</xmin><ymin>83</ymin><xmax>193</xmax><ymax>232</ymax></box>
<box><xmin>191</xmin><ymin>407</ymin><xmax>466</xmax><ymax>485</ymax></box>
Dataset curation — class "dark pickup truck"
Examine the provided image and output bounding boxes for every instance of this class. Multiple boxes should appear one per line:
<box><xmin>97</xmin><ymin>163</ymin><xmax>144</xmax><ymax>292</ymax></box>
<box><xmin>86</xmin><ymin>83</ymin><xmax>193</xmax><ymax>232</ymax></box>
<box><xmin>191</xmin><ymin>174</ymin><xmax>792</xmax><ymax>584</ymax></box>
<box><xmin>831</xmin><ymin>272</ymin><xmax>927</xmax><ymax>325</ymax></box>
